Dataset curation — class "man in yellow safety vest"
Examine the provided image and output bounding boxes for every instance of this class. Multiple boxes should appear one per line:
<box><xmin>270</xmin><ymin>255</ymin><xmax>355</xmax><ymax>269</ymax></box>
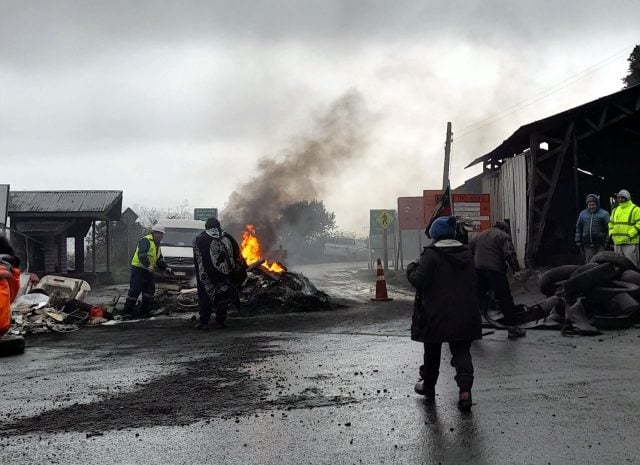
<box><xmin>122</xmin><ymin>224</ymin><xmax>173</xmax><ymax>318</ymax></box>
<box><xmin>608</xmin><ymin>189</ymin><xmax>640</xmax><ymax>267</ymax></box>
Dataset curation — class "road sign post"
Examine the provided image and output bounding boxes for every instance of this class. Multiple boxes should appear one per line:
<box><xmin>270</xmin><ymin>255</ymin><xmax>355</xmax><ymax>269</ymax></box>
<box><xmin>194</xmin><ymin>208</ymin><xmax>218</xmax><ymax>221</ymax></box>
<box><xmin>374</xmin><ymin>210</ymin><xmax>395</xmax><ymax>270</ymax></box>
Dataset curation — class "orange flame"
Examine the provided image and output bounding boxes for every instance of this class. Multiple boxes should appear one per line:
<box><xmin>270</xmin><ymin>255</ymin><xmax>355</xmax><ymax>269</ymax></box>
<box><xmin>241</xmin><ymin>225</ymin><xmax>285</xmax><ymax>273</ymax></box>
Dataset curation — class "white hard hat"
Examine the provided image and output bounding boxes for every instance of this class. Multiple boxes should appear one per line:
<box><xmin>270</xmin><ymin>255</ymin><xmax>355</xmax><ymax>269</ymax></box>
<box><xmin>151</xmin><ymin>224</ymin><xmax>165</xmax><ymax>234</ymax></box>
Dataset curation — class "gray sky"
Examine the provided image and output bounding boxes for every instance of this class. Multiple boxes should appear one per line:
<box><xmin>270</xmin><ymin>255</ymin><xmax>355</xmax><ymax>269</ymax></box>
<box><xmin>1</xmin><ymin>0</ymin><xmax>638</xmax><ymax>233</ymax></box>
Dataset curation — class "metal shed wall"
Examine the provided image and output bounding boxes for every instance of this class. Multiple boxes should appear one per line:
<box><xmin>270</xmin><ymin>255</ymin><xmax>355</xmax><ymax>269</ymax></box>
<box><xmin>499</xmin><ymin>153</ymin><xmax>528</xmax><ymax>266</ymax></box>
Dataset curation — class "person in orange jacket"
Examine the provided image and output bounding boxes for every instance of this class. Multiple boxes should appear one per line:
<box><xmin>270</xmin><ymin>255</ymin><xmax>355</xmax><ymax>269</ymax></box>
<box><xmin>0</xmin><ymin>235</ymin><xmax>21</xmax><ymax>337</ymax></box>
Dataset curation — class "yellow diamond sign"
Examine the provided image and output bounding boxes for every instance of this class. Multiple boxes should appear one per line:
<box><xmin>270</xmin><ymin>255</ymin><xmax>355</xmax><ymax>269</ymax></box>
<box><xmin>375</xmin><ymin>210</ymin><xmax>394</xmax><ymax>229</ymax></box>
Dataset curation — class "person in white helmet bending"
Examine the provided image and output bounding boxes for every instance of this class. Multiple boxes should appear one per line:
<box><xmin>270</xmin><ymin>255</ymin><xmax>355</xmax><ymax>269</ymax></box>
<box><xmin>122</xmin><ymin>224</ymin><xmax>173</xmax><ymax>318</ymax></box>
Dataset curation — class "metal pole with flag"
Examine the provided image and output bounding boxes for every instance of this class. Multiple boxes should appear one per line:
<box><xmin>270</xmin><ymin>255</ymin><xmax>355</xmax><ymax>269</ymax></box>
<box><xmin>425</xmin><ymin>182</ymin><xmax>452</xmax><ymax>238</ymax></box>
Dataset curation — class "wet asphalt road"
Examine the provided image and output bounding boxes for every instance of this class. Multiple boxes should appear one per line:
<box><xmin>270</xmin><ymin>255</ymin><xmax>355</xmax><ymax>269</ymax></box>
<box><xmin>2</xmin><ymin>262</ymin><xmax>640</xmax><ymax>464</ymax></box>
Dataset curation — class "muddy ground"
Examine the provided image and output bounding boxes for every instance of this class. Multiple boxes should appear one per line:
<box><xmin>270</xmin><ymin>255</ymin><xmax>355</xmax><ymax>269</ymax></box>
<box><xmin>1</xmin><ymin>262</ymin><xmax>640</xmax><ymax>464</ymax></box>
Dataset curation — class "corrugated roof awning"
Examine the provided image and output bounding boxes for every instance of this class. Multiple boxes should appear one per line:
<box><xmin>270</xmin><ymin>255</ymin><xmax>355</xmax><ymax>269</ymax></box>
<box><xmin>8</xmin><ymin>190</ymin><xmax>123</xmax><ymax>221</ymax></box>
<box><xmin>466</xmin><ymin>83</ymin><xmax>640</xmax><ymax>169</ymax></box>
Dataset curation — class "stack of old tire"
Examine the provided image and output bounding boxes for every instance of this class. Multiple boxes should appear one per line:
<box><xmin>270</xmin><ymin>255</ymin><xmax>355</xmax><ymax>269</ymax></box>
<box><xmin>538</xmin><ymin>251</ymin><xmax>640</xmax><ymax>330</ymax></box>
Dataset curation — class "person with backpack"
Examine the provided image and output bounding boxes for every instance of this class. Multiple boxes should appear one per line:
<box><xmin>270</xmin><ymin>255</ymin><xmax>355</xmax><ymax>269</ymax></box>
<box><xmin>193</xmin><ymin>217</ymin><xmax>247</xmax><ymax>330</ymax></box>
<box><xmin>407</xmin><ymin>216</ymin><xmax>482</xmax><ymax>411</ymax></box>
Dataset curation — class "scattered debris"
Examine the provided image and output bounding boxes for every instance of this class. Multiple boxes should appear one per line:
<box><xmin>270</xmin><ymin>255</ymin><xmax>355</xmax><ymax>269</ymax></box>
<box><xmin>9</xmin><ymin>275</ymin><xmax>94</xmax><ymax>335</ymax></box>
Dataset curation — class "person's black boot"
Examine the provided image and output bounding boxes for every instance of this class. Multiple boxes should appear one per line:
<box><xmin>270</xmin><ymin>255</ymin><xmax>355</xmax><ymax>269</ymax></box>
<box><xmin>457</xmin><ymin>391</ymin><xmax>473</xmax><ymax>411</ymax></box>
<box><xmin>507</xmin><ymin>326</ymin><xmax>526</xmax><ymax>338</ymax></box>
<box><xmin>454</xmin><ymin>373</ymin><xmax>474</xmax><ymax>410</ymax></box>
<box><xmin>414</xmin><ymin>380</ymin><xmax>436</xmax><ymax>401</ymax></box>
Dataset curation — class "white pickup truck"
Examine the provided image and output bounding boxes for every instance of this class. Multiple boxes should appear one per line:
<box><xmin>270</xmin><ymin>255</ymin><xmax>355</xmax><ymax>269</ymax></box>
<box><xmin>323</xmin><ymin>237</ymin><xmax>370</xmax><ymax>261</ymax></box>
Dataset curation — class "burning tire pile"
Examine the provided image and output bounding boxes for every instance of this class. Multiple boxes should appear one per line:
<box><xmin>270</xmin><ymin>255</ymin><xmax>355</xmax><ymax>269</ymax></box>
<box><xmin>236</xmin><ymin>225</ymin><xmax>331</xmax><ymax>314</ymax></box>
<box><xmin>538</xmin><ymin>251</ymin><xmax>640</xmax><ymax>331</ymax></box>
<box><xmin>239</xmin><ymin>266</ymin><xmax>331</xmax><ymax>314</ymax></box>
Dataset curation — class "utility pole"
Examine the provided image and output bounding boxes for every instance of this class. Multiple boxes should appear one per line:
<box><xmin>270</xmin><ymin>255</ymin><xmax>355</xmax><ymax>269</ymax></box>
<box><xmin>442</xmin><ymin>122</ymin><xmax>452</xmax><ymax>189</ymax></box>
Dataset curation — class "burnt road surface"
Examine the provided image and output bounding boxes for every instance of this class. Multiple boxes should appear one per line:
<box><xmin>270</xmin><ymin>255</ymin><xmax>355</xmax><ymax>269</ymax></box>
<box><xmin>2</xmin><ymin>262</ymin><xmax>640</xmax><ymax>464</ymax></box>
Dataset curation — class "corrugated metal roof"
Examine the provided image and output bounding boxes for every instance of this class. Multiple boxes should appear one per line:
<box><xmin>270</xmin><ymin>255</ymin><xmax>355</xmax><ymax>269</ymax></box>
<box><xmin>8</xmin><ymin>190</ymin><xmax>123</xmax><ymax>220</ymax></box>
<box><xmin>466</xmin><ymin>83</ymin><xmax>640</xmax><ymax>169</ymax></box>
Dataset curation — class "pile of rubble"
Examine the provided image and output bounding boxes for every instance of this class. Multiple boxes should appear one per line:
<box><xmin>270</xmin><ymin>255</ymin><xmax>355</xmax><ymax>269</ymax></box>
<box><xmin>9</xmin><ymin>263</ymin><xmax>332</xmax><ymax>334</ymax></box>
<box><xmin>239</xmin><ymin>267</ymin><xmax>330</xmax><ymax>313</ymax></box>
<box><xmin>520</xmin><ymin>251</ymin><xmax>640</xmax><ymax>333</ymax></box>
<box><xmin>155</xmin><ymin>265</ymin><xmax>331</xmax><ymax>315</ymax></box>
<box><xmin>9</xmin><ymin>275</ymin><xmax>105</xmax><ymax>336</ymax></box>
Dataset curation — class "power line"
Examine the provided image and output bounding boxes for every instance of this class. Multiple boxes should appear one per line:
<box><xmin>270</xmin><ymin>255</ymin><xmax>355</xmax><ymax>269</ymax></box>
<box><xmin>455</xmin><ymin>43</ymin><xmax>636</xmax><ymax>139</ymax></box>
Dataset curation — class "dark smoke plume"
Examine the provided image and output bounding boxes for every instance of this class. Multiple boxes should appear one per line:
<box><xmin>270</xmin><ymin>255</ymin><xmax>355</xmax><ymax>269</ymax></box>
<box><xmin>221</xmin><ymin>89</ymin><xmax>370</xmax><ymax>251</ymax></box>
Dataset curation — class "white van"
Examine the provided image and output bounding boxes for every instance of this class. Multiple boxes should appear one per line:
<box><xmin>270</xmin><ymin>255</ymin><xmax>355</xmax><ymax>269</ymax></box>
<box><xmin>155</xmin><ymin>219</ymin><xmax>206</xmax><ymax>279</ymax></box>
<box><xmin>324</xmin><ymin>237</ymin><xmax>370</xmax><ymax>261</ymax></box>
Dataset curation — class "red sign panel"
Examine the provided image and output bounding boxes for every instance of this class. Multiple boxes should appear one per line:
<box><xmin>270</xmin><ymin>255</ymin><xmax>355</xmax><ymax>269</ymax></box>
<box><xmin>397</xmin><ymin>197</ymin><xmax>426</xmax><ymax>230</ymax></box>
<box><xmin>423</xmin><ymin>190</ymin><xmax>491</xmax><ymax>232</ymax></box>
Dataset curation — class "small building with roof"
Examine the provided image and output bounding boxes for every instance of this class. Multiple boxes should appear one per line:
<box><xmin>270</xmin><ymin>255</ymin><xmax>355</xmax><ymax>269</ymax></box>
<box><xmin>8</xmin><ymin>190</ymin><xmax>123</xmax><ymax>277</ymax></box>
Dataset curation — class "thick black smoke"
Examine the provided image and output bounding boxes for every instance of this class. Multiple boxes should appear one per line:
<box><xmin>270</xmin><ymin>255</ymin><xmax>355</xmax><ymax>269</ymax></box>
<box><xmin>221</xmin><ymin>89</ymin><xmax>370</xmax><ymax>251</ymax></box>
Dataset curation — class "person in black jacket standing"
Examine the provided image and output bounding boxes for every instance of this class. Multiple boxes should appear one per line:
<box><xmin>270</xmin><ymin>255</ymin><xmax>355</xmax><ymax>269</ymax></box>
<box><xmin>193</xmin><ymin>217</ymin><xmax>247</xmax><ymax>330</ymax></box>
<box><xmin>407</xmin><ymin>216</ymin><xmax>482</xmax><ymax>411</ymax></box>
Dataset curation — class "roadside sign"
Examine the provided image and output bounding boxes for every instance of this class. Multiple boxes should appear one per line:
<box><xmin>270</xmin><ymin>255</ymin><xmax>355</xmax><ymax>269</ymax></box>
<box><xmin>423</xmin><ymin>190</ymin><xmax>490</xmax><ymax>232</ymax></box>
<box><xmin>370</xmin><ymin>210</ymin><xmax>397</xmax><ymax>236</ymax></box>
<box><xmin>194</xmin><ymin>208</ymin><xmax>218</xmax><ymax>221</ymax></box>
<box><xmin>375</xmin><ymin>210</ymin><xmax>395</xmax><ymax>229</ymax></box>
<box><xmin>397</xmin><ymin>197</ymin><xmax>425</xmax><ymax>230</ymax></box>
<box><xmin>449</xmin><ymin>194</ymin><xmax>491</xmax><ymax>231</ymax></box>
<box><xmin>120</xmin><ymin>207</ymin><xmax>138</xmax><ymax>226</ymax></box>
<box><xmin>0</xmin><ymin>184</ymin><xmax>9</xmax><ymax>228</ymax></box>
<box><xmin>370</xmin><ymin>209</ymin><xmax>397</xmax><ymax>270</ymax></box>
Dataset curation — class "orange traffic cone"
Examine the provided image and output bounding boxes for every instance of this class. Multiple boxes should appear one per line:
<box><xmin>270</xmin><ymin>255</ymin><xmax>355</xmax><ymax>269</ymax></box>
<box><xmin>371</xmin><ymin>258</ymin><xmax>393</xmax><ymax>301</ymax></box>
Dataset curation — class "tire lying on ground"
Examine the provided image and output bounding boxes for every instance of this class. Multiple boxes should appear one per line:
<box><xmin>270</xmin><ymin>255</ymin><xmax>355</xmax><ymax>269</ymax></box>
<box><xmin>0</xmin><ymin>335</ymin><xmax>26</xmax><ymax>357</ymax></box>
<box><xmin>570</xmin><ymin>262</ymin><xmax>599</xmax><ymax>278</ymax></box>
<box><xmin>564</xmin><ymin>262</ymin><xmax>619</xmax><ymax>299</ymax></box>
<box><xmin>538</xmin><ymin>265</ymin><xmax>580</xmax><ymax>296</ymax></box>
<box><xmin>590</xmin><ymin>250</ymin><xmax>636</xmax><ymax>271</ymax></box>
<box><xmin>606</xmin><ymin>292</ymin><xmax>640</xmax><ymax>316</ymax></box>
<box><xmin>620</xmin><ymin>269</ymin><xmax>640</xmax><ymax>286</ymax></box>
<box><xmin>587</xmin><ymin>280</ymin><xmax>640</xmax><ymax>302</ymax></box>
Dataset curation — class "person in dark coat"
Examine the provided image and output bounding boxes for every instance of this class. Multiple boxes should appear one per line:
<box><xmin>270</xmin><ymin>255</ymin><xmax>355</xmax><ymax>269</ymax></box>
<box><xmin>407</xmin><ymin>216</ymin><xmax>482</xmax><ymax>411</ymax></box>
<box><xmin>469</xmin><ymin>221</ymin><xmax>526</xmax><ymax>339</ymax></box>
<box><xmin>193</xmin><ymin>217</ymin><xmax>247</xmax><ymax>330</ymax></box>
<box><xmin>575</xmin><ymin>194</ymin><xmax>610</xmax><ymax>263</ymax></box>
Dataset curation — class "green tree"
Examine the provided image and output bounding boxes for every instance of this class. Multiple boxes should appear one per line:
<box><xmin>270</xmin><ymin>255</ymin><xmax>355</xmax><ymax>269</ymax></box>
<box><xmin>623</xmin><ymin>44</ymin><xmax>640</xmax><ymax>88</ymax></box>
<box><xmin>280</xmin><ymin>200</ymin><xmax>336</xmax><ymax>241</ymax></box>
<box><xmin>278</xmin><ymin>200</ymin><xmax>336</xmax><ymax>262</ymax></box>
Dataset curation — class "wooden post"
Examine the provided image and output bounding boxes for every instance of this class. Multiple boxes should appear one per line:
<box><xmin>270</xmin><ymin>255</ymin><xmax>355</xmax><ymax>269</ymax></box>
<box><xmin>106</xmin><ymin>221</ymin><xmax>111</xmax><ymax>272</ymax></box>
<box><xmin>92</xmin><ymin>220</ymin><xmax>96</xmax><ymax>273</ymax></box>
<box><xmin>573</xmin><ymin>134</ymin><xmax>580</xmax><ymax>215</ymax></box>
<box><xmin>442</xmin><ymin>122</ymin><xmax>452</xmax><ymax>189</ymax></box>
<box><xmin>526</xmin><ymin>132</ymin><xmax>538</xmax><ymax>267</ymax></box>
<box><xmin>383</xmin><ymin>227</ymin><xmax>389</xmax><ymax>271</ymax></box>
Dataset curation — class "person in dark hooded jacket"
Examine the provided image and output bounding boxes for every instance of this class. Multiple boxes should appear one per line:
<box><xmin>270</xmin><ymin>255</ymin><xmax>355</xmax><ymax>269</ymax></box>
<box><xmin>193</xmin><ymin>217</ymin><xmax>247</xmax><ymax>330</ymax></box>
<box><xmin>575</xmin><ymin>194</ymin><xmax>610</xmax><ymax>263</ymax></box>
<box><xmin>407</xmin><ymin>216</ymin><xmax>482</xmax><ymax>411</ymax></box>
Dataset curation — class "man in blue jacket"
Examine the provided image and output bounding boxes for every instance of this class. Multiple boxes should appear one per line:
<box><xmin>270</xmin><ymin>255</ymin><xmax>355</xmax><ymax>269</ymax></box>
<box><xmin>575</xmin><ymin>194</ymin><xmax>610</xmax><ymax>263</ymax></box>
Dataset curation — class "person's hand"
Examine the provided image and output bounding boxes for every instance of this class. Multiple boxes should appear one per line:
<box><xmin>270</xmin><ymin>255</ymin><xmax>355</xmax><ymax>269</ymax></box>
<box><xmin>147</xmin><ymin>265</ymin><xmax>154</xmax><ymax>272</ymax></box>
<box><xmin>513</xmin><ymin>270</ymin><xmax>527</xmax><ymax>281</ymax></box>
<box><xmin>166</xmin><ymin>267</ymin><xmax>174</xmax><ymax>275</ymax></box>
<box><xmin>406</xmin><ymin>260</ymin><xmax>419</xmax><ymax>274</ymax></box>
